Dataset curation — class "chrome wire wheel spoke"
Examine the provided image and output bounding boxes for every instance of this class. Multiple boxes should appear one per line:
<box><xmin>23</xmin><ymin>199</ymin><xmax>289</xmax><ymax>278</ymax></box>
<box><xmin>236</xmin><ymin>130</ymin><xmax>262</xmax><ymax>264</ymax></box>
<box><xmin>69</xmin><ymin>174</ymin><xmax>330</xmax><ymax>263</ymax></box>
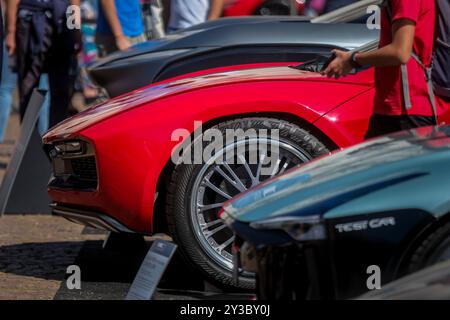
<box><xmin>204</xmin><ymin>179</ymin><xmax>233</xmax><ymax>200</ymax></box>
<box><xmin>267</xmin><ymin>156</ymin><xmax>291</xmax><ymax>178</ymax></box>
<box><xmin>238</xmin><ymin>154</ymin><xmax>259</xmax><ymax>187</ymax></box>
<box><xmin>190</xmin><ymin>138</ymin><xmax>311</xmax><ymax>272</ymax></box>
<box><xmin>279</xmin><ymin>161</ymin><xmax>290</xmax><ymax>175</ymax></box>
<box><xmin>254</xmin><ymin>153</ymin><xmax>266</xmax><ymax>183</ymax></box>
<box><xmin>269</xmin><ymin>158</ymin><xmax>282</xmax><ymax>178</ymax></box>
<box><xmin>200</xmin><ymin>218</ymin><xmax>224</xmax><ymax>229</ymax></box>
<box><xmin>215</xmin><ymin>165</ymin><xmax>247</xmax><ymax>193</ymax></box>
<box><xmin>203</xmin><ymin>224</ymin><xmax>228</xmax><ymax>239</ymax></box>
<box><xmin>222</xmin><ymin>161</ymin><xmax>248</xmax><ymax>192</ymax></box>
<box><xmin>198</xmin><ymin>203</ymin><xmax>224</xmax><ymax>212</ymax></box>
<box><xmin>218</xmin><ymin>236</ymin><xmax>235</xmax><ymax>253</ymax></box>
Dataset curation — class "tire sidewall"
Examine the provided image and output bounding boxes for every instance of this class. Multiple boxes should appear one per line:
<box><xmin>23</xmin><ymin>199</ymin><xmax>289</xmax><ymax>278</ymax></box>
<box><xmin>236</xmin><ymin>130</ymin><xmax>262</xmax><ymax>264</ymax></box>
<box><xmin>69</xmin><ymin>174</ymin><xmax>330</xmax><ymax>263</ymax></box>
<box><xmin>167</xmin><ymin>118</ymin><xmax>330</xmax><ymax>289</ymax></box>
<box><xmin>409</xmin><ymin>222</ymin><xmax>450</xmax><ymax>273</ymax></box>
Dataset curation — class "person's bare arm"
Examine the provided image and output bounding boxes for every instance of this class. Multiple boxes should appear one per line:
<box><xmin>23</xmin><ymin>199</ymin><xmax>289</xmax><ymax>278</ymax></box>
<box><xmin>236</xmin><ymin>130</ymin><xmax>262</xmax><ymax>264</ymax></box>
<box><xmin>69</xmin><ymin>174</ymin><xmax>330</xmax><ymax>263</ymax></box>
<box><xmin>323</xmin><ymin>19</ymin><xmax>416</xmax><ymax>78</ymax></box>
<box><xmin>100</xmin><ymin>0</ymin><xmax>130</xmax><ymax>50</ymax></box>
<box><xmin>208</xmin><ymin>0</ymin><xmax>224</xmax><ymax>20</ymax></box>
<box><xmin>70</xmin><ymin>0</ymin><xmax>81</xmax><ymax>5</ymax></box>
<box><xmin>5</xmin><ymin>0</ymin><xmax>19</xmax><ymax>55</ymax></box>
<box><xmin>355</xmin><ymin>19</ymin><xmax>415</xmax><ymax>67</ymax></box>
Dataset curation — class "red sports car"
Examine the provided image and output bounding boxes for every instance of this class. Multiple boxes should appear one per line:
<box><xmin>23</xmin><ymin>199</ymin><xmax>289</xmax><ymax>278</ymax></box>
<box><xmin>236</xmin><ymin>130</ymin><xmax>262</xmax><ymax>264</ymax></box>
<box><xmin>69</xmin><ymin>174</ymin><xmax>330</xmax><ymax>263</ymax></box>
<box><xmin>42</xmin><ymin>42</ymin><xmax>450</xmax><ymax>289</ymax></box>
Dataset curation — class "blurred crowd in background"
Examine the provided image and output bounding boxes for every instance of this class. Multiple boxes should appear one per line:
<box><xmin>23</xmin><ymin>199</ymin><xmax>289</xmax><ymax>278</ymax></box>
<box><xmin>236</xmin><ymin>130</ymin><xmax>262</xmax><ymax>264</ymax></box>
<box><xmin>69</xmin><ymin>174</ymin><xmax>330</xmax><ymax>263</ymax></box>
<box><xmin>0</xmin><ymin>0</ymin><xmax>361</xmax><ymax>143</ymax></box>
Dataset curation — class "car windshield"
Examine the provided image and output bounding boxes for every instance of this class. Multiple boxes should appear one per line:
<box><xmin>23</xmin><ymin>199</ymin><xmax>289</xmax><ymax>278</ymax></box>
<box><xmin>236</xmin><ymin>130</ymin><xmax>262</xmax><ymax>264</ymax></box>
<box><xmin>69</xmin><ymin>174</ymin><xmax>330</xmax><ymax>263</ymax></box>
<box><xmin>292</xmin><ymin>39</ymin><xmax>379</xmax><ymax>73</ymax></box>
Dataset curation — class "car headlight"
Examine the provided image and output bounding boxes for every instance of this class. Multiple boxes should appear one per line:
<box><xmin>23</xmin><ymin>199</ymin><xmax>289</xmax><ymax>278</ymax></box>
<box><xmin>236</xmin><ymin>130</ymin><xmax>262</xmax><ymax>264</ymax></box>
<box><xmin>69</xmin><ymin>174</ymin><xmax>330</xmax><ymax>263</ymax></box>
<box><xmin>249</xmin><ymin>215</ymin><xmax>327</xmax><ymax>241</ymax></box>
<box><xmin>55</xmin><ymin>141</ymin><xmax>82</xmax><ymax>153</ymax></box>
<box><xmin>49</xmin><ymin>140</ymin><xmax>86</xmax><ymax>157</ymax></box>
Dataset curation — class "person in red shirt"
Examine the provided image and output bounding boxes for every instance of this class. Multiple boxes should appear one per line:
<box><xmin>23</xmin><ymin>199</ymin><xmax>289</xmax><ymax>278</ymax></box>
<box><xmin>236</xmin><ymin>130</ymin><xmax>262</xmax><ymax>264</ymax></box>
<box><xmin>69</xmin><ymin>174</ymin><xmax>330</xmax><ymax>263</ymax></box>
<box><xmin>322</xmin><ymin>0</ymin><xmax>450</xmax><ymax>138</ymax></box>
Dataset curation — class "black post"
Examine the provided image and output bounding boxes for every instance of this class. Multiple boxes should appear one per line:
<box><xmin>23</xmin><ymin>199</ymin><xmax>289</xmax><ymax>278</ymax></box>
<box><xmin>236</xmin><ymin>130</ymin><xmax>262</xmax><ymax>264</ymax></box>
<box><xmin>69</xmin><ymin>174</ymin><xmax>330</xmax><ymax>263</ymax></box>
<box><xmin>0</xmin><ymin>89</ymin><xmax>52</xmax><ymax>216</ymax></box>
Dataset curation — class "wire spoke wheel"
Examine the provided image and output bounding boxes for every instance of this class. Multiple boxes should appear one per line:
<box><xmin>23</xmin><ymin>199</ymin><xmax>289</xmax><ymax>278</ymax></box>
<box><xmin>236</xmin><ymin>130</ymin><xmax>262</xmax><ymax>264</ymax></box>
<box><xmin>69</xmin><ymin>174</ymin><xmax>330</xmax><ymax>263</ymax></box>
<box><xmin>190</xmin><ymin>138</ymin><xmax>310</xmax><ymax>272</ymax></box>
<box><xmin>167</xmin><ymin>118</ymin><xmax>330</xmax><ymax>288</ymax></box>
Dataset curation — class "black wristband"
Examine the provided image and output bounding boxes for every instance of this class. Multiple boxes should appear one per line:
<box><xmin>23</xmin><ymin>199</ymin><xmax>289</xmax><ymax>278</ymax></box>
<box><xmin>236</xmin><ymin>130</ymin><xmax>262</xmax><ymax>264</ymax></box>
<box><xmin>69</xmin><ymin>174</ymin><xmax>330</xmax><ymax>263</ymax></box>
<box><xmin>350</xmin><ymin>51</ymin><xmax>362</xmax><ymax>69</ymax></box>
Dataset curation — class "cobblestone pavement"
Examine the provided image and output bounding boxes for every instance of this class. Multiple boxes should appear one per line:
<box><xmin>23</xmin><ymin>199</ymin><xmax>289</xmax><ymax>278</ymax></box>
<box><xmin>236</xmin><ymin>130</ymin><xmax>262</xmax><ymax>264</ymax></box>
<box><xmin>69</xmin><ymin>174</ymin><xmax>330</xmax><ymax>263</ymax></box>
<box><xmin>0</xmin><ymin>115</ymin><xmax>188</xmax><ymax>300</ymax></box>
<box><xmin>0</xmin><ymin>215</ymin><xmax>252</xmax><ymax>300</ymax></box>
<box><xmin>0</xmin><ymin>215</ymin><xmax>104</xmax><ymax>300</ymax></box>
<box><xmin>0</xmin><ymin>113</ymin><xmax>252</xmax><ymax>300</ymax></box>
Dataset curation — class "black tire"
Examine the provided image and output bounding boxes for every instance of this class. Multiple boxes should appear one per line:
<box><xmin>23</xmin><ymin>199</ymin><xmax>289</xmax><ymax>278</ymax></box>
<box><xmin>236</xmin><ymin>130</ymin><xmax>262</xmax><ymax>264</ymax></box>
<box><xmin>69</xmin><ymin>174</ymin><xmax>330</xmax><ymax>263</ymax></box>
<box><xmin>166</xmin><ymin>117</ymin><xmax>329</xmax><ymax>289</ymax></box>
<box><xmin>408</xmin><ymin>221</ymin><xmax>450</xmax><ymax>273</ymax></box>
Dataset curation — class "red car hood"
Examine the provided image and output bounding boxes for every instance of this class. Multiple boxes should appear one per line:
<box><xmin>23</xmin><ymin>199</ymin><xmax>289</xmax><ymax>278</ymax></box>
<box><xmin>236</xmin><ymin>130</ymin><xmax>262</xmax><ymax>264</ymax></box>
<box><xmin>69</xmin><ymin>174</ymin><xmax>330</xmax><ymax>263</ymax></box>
<box><xmin>43</xmin><ymin>66</ymin><xmax>373</xmax><ymax>143</ymax></box>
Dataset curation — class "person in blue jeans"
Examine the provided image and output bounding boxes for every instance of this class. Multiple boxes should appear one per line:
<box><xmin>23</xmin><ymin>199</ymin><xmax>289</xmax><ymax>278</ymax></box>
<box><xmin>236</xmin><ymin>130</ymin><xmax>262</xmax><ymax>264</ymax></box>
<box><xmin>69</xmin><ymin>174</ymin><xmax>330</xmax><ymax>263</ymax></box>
<box><xmin>0</xmin><ymin>43</ymin><xmax>15</xmax><ymax>142</ymax></box>
<box><xmin>0</xmin><ymin>43</ymin><xmax>50</xmax><ymax>142</ymax></box>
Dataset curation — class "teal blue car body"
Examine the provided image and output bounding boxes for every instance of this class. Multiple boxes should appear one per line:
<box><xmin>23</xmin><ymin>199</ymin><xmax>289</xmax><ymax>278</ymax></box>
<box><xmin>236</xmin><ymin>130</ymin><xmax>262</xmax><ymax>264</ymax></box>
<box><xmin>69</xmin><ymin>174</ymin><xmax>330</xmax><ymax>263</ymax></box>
<box><xmin>222</xmin><ymin>126</ymin><xmax>450</xmax><ymax>299</ymax></box>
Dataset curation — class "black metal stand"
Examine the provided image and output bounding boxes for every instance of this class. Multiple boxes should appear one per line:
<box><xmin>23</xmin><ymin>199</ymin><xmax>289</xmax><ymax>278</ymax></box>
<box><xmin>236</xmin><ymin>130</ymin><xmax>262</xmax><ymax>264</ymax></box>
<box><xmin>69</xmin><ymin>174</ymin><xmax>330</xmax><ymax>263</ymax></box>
<box><xmin>0</xmin><ymin>89</ymin><xmax>51</xmax><ymax>216</ymax></box>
